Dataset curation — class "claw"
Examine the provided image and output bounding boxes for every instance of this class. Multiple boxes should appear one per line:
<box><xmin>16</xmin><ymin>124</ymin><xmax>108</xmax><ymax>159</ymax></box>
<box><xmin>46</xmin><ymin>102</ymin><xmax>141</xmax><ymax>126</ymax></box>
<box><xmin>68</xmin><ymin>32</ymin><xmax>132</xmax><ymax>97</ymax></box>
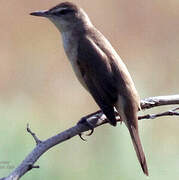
<box><xmin>86</xmin><ymin>128</ymin><xmax>94</xmax><ymax>136</ymax></box>
<box><xmin>77</xmin><ymin>117</ymin><xmax>94</xmax><ymax>141</ymax></box>
<box><xmin>79</xmin><ymin>133</ymin><xmax>87</xmax><ymax>141</ymax></box>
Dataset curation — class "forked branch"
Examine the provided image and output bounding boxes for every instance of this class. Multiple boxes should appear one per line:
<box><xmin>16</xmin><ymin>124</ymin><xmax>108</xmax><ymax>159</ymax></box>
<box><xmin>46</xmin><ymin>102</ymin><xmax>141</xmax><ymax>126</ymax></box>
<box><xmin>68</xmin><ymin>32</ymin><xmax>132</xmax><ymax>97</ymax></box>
<box><xmin>1</xmin><ymin>94</ymin><xmax>179</xmax><ymax>180</ymax></box>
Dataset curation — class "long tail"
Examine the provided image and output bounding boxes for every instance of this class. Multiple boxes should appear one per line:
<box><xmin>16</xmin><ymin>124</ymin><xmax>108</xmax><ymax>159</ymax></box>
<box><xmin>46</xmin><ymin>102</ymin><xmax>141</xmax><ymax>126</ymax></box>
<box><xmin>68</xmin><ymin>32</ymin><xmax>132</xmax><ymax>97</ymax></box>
<box><xmin>128</xmin><ymin>124</ymin><xmax>149</xmax><ymax>176</ymax></box>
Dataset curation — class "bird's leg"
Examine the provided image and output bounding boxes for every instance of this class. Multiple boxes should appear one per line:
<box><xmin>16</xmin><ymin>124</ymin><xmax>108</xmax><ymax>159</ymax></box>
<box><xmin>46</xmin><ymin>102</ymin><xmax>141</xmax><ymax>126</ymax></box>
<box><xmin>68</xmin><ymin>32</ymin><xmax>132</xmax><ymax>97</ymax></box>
<box><xmin>119</xmin><ymin>117</ymin><xmax>123</xmax><ymax>124</ymax></box>
<box><xmin>77</xmin><ymin>117</ymin><xmax>94</xmax><ymax>141</ymax></box>
<box><xmin>114</xmin><ymin>108</ymin><xmax>123</xmax><ymax>124</ymax></box>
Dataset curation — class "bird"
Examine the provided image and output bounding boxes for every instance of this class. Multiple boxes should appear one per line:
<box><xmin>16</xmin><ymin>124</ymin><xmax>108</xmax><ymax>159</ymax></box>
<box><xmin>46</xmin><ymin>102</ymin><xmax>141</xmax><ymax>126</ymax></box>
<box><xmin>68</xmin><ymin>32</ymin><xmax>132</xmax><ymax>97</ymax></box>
<box><xmin>30</xmin><ymin>2</ymin><xmax>148</xmax><ymax>175</ymax></box>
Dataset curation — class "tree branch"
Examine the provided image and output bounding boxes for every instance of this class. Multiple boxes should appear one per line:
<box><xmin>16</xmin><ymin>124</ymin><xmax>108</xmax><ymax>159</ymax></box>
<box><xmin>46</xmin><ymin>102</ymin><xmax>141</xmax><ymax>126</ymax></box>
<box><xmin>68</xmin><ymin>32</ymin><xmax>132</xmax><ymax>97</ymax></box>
<box><xmin>27</xmin><ymin>124</ymin><xmax>42</xmax><ymax>145</ymax></box>
<box><xmin>1</xmin><ymin>94</ymin><xmax>179</xmax><ymax>180</ymax></box>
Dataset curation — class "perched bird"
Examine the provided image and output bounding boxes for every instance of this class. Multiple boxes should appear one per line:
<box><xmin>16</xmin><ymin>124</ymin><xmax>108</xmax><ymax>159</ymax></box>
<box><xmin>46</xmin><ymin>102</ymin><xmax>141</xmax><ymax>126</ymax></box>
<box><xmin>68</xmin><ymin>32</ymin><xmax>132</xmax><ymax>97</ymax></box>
<box><xmin>30</xmin><ymin>2</ymin><xmax>148</xmax><ymax>175</ymax></box>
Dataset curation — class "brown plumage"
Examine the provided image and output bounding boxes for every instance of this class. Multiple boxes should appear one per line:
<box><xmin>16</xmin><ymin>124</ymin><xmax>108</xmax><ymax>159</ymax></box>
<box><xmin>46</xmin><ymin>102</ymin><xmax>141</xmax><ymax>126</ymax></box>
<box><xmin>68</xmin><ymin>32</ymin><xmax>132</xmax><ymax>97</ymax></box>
<box><xmin>30</xmin><ymin>1</ymin><xmax>148</xmax><ymax>175</ymax></box>
<box><xmin>77</xmin><ymin>28</ymin><xmax>148</xmax><ymax>175</ymax></box>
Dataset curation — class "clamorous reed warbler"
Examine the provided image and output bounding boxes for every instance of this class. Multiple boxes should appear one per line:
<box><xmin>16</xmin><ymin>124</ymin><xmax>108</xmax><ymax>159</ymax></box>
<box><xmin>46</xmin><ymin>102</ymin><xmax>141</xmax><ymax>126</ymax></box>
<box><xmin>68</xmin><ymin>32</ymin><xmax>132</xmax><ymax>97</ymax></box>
<box><xmin>30</xmin><ymin>2</ymin><xmax>148</xmax><ymax>175</ymax></box>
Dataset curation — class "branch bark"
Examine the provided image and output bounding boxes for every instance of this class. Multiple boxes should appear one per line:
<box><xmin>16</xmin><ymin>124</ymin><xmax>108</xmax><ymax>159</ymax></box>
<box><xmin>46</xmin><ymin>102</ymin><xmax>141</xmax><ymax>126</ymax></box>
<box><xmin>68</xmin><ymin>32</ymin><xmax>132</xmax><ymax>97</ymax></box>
<box><xmin>1</xmin><ymin>94</ymin><xmax>179</xmax><ymax>180</ymax></box>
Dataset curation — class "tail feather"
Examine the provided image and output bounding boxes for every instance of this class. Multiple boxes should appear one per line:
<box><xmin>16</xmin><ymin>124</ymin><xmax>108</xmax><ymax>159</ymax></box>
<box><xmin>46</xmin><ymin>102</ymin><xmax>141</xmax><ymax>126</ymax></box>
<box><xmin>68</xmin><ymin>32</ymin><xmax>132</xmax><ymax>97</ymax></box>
<box><xmin>128</xmin><ymin>125</ymin><xmax>148</xmax><ymax>176</ymax></box>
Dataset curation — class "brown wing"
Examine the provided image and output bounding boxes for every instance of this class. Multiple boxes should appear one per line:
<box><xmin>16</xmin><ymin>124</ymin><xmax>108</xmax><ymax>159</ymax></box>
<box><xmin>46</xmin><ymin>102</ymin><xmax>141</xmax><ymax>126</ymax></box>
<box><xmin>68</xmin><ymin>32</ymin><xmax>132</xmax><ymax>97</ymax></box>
<box><xmin>77</xmin><ymin>35</ymin><xmax>119</xmax><ymax>126</ymax></box>
<box><xmin>77</xmin><ymin>31</ymin><xmax>148</xmax><ymax>175</ymax></box>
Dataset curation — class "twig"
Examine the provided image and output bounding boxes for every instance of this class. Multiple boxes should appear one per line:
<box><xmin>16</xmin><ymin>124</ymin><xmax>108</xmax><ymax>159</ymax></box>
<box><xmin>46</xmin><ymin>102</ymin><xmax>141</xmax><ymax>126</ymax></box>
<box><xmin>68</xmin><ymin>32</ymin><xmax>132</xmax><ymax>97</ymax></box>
<box><xmin>138</xmin><ymin>107</ymin><xmax>179</xmax><ymax>120</ymax></box>
<box><xmin>140</xmin><ymin>95</ymin><xmax>179</xmax><ymax>109</ymax></box>
<box><xmin>27</xmin><ymin>124</ymin><xmax>42</xmax><ymax>145</ymax></box>
<box><xmin>27</xmin><ymin>164</ymin><xmax>40</xmax><ymax>170</ymax></box>
<box><xmin>1</xmin><ymin>94</ymin><xmax>179</xmax><ymax>180</ymax></box>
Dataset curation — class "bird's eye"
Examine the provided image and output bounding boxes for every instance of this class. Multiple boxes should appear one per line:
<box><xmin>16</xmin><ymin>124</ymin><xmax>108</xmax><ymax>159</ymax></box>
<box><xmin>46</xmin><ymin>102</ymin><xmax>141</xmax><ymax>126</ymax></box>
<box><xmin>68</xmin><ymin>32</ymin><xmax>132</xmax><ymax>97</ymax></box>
<box><xmin>53</xmin><ymin>9</ymin><xmax>74</xmax><ymax>16</ymax></box>
<box><xmin>60</xmin><ymin>9</ymin><xmax>74</xmax><ymax>15</ymax></box>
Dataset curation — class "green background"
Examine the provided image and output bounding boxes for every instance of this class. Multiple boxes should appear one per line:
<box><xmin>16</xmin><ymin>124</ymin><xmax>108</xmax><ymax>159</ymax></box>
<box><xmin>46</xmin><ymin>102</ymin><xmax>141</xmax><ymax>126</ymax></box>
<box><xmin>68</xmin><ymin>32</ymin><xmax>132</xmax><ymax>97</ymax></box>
<box><xmin>1</xmin><ymin>0</ymin><xmax>179</xmax><ymax>179</ymax></box>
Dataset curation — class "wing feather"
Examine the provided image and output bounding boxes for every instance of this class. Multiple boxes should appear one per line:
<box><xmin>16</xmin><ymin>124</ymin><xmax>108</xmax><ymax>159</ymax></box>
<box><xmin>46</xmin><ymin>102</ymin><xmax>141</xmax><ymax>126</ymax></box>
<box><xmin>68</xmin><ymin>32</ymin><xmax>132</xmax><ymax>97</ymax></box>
<box><xmin>77</xmin><ymin>35</ymin><xmax>118</xmax><ymax>126</ymax></box>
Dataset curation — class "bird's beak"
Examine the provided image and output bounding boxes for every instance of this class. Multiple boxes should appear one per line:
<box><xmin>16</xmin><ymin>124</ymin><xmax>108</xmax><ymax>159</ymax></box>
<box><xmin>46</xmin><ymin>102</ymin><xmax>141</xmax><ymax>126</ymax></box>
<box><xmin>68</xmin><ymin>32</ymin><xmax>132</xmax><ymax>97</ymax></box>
<box><xmin>30</xmin><ymin>10</ymin><xmax>50</xmax><ymax>17</ymax></box>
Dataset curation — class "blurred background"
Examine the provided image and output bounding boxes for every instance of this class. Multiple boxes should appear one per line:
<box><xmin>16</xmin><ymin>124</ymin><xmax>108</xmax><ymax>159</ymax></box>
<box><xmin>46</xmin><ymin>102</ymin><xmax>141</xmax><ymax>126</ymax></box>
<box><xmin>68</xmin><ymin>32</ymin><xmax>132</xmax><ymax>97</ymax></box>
<box><xmin>0</xmin><ymin>0</ymin><xmax>179</xmax><ymax>179</ymax></box>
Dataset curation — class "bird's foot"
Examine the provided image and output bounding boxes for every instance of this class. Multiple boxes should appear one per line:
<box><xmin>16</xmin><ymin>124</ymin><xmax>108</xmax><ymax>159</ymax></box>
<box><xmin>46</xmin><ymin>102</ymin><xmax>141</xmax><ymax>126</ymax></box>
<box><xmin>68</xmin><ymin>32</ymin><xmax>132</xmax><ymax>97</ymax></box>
<box><xmin>119</xmin><ymin>118</ymin><xmax>123</xmax><ymax>125</ymax></box>
<box><xmin>116</xmin><ymin>115</ymin><xmax>123</xmax><ymax>125</ymax></box>
<box><xmin>77</xmin><ymin>117</ymin><xmax>94</xmax><ymax>141</ymax></box>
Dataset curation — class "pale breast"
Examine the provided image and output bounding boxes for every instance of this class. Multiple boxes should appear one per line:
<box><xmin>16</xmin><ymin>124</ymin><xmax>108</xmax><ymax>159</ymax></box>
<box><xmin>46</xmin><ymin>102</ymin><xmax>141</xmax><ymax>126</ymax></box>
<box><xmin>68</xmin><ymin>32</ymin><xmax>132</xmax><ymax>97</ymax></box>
<box><xmin>62</xmin><ymin>32</ymin><xmax>88</xmax><ymax>90</ymax></box>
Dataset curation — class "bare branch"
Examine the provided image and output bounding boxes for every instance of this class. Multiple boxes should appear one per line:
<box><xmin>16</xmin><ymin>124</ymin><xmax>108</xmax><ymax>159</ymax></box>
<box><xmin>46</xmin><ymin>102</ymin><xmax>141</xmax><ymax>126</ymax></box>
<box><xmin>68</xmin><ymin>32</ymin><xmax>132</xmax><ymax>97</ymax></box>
<box><xmin>1</xmin><ymin>94</ymin><xmax>179</xmax><ymax>180</ymax></box>
<box><xmin>140</xmin><ymin>95</ymin><xmax>179</xmax><ymax>109</ymax></box>
<box><xmin>27</xmin><ymin>124</ymin><xmax>42</xmax><ymax>145</ymax></box>
<box><xmin>139</xmin><ymin>107</ymin><xmax>179</xmax><ymax>120</ymax></box>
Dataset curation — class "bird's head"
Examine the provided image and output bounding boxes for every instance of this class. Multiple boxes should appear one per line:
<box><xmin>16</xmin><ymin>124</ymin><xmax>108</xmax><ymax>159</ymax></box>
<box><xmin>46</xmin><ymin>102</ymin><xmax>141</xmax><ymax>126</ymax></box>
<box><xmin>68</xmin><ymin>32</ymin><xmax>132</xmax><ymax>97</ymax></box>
<box><xmin>30</xmin><ymin>2</ymin><xmax>92</xmax><ymax>32</ymax></box>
